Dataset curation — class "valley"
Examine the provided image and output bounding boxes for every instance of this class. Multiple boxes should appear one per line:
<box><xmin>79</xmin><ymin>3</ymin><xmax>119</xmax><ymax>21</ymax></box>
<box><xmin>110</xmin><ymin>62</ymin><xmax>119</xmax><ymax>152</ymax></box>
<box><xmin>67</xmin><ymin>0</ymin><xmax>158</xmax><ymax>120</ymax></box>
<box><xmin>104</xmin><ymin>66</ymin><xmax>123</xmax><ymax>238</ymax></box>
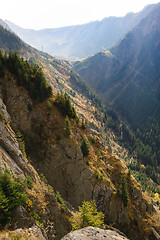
<box><xmin>0</xmin><ymin>2</ymin><xmax>160</xmax><ymax>240</ymax></box>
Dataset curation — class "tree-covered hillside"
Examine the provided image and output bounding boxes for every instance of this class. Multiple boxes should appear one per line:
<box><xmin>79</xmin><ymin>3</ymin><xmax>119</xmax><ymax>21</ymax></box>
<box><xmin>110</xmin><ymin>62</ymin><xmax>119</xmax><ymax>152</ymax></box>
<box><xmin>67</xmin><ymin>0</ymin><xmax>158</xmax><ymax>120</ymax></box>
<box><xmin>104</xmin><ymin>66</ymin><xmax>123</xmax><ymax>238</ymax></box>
<box><xmin>73</xmin><ymin>3</ymin><xmax>160</xmax><ymax>177</ymax></box>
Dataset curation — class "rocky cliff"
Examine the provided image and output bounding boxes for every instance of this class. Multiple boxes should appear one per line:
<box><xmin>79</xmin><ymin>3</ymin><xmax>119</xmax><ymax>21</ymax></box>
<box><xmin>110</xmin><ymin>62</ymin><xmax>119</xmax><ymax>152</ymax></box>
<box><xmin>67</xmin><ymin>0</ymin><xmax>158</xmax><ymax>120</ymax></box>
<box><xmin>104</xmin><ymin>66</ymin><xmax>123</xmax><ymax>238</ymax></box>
<box><xmin>0</xmin><ymin>59</ymin><xmax>160</xmax><ymax>240</ymax></box>
<box><xmin>0</xmin><ymin>75</ymin><xmax>71</xmax><ymax>239</ymax></box>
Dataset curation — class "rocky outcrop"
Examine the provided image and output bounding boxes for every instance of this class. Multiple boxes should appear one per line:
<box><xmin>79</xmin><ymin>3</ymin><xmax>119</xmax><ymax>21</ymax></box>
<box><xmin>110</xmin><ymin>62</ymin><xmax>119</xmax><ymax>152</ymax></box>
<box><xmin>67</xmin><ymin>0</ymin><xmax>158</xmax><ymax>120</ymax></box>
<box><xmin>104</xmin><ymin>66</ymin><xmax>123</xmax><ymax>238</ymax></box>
<box><xmin>11</xmin><ymin>206</ymin><xmax>35</xmax><ymax>229</ymax></box>
<box><xmin>0</xmin><ymin>71</ymin><xmax>159</xmax><ymax>240</ymax></box>
<box><xmin>0</xmin><ymin>98</ymin><xmax>35</xmax><ymax>179</ymax></box>
<box><xmin>36</xmin><ymin>137</ymin><xmax>106</xmax><ymax>208</ymax></box>
<box><xmin>0</xmin><ymin>225</ymin><xmax>47</xmax><ymax>240</ymax></box>
<box><xmin>0</xmin><ymin>96</ymin><xmax>71</xmax><ymax>240</ymax></box>
<box><xmin>61</xmin><ymin>227</ymin><xmax>129</xmax><ymax>240</ymax></box>
<box><xmin>152</xmin><ymin>228</ymin><xmax>160</xmax><ymax>240</ymax></box>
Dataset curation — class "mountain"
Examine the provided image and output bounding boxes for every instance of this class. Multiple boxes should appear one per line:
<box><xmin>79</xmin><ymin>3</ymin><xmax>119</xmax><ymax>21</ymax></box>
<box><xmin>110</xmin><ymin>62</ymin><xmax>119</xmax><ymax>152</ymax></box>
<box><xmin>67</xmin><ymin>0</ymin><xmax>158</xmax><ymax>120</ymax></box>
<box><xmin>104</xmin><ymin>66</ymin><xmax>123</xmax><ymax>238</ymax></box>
<box><xmin>0</xmin><ymin>17</ymin><xmax>160</xmax><ymax>240</ymax></box>
<box><xmin>73</xmin><ymin>3</ymin><xmax>160</xmax><ymax>168</ymax></box>
<box><xmin>5</xmin><ymin>3</ymin><xmax>157</xmax><ymax>60</ymax></box>
<box><xmin>1</xmin><ymin>50</ymin><xmax>160</xmax><ymax>240</ymax></box>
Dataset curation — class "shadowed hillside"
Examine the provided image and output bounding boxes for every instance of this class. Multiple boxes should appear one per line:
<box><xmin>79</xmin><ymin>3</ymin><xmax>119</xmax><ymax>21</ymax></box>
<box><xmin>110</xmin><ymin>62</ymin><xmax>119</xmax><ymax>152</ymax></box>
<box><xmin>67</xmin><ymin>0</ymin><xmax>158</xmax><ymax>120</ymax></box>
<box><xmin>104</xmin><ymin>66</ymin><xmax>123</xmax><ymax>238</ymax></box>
<box><xmin>73</xmin><ymin>3</ymin><xmax>160</xmax><ymax>181</ymax></box>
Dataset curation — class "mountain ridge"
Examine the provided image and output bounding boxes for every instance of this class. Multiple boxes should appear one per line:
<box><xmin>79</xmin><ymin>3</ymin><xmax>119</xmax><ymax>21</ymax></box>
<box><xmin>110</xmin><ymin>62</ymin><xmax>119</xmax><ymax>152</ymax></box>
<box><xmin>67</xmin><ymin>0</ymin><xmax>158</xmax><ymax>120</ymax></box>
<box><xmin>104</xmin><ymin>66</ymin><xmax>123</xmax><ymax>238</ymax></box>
<box><xmin>0</xmin><ymin>11</ymin><xmax>160</xmax><ymax>240</ymax></box>
<box><xmin>73</xmin><ymin>2</ymin><xmax>160</xmax><ymax>180</ymax></box>
<box><xmin>5</xmin><ymin>3</ymin><xmax>157</xmax><ymax>60</ymax></box>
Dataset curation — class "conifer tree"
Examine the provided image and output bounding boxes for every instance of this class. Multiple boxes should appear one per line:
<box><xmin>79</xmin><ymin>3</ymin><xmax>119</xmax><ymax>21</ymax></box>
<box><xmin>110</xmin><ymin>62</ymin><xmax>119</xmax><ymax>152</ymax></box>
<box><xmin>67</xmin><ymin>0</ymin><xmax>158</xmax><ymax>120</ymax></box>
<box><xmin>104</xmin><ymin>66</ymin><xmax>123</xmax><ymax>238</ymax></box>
<box><xmin>81</xmin><ymin>116</ymin><xmax>86</xmax><ymax>129</ymax></box>
<box><xmin>65</xmin><ymin>116</ymin><xmax>72</xmax><ymax>136</ymax></box>
<box><xmin>69</xmin><ymin>200</ymin><xmax>104</xmax><ymax>230</ymax></box>
<box><xmin>81</xmin><ymin>136</ymin><xmax>90</xmax><ymax>157</ymax></box>
<box><xmin>121</xmin><ymin>175</ymin><xmax>129</xmax><ymax>207</ymax></box>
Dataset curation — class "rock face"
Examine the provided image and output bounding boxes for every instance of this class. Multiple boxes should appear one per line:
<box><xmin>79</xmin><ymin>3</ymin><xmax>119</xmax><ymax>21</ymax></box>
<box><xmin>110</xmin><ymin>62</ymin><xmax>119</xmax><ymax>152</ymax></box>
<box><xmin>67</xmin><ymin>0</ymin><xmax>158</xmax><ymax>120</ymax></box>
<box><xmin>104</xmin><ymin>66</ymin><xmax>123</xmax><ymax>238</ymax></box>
<box><xmin>0</xmin><ymin>85</ymin><xmax>71</xmax><ymax>239</ymax></box>
<box><xmin>61</xmin><ymin>227</ymin><xmax>129</xmax><ymax>240</ymax></box>
<box><xmin>38</xmin><ymin>138</ymin><xmax>103</xmax><ymax>207</ymax></box>
<box><xmin>0</xmin><ymin>98</ymin><xmax>34</xmax><ymax>179</ymax></box>
<box><xmin>0</xmin><ymin>65</ymin><xmax>159</xmax><ymax>240</ymax></box>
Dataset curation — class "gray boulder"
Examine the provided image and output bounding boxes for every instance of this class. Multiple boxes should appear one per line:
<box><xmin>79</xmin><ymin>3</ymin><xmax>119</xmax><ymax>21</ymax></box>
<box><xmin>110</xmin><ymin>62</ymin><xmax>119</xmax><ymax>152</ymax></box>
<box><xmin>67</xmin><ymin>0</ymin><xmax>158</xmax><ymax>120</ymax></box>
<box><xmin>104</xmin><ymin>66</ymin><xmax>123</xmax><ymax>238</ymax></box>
<box><xmin>61</xmin><ymin>226</ymin><xmax>129</xmax><ymax>240</ymax></box>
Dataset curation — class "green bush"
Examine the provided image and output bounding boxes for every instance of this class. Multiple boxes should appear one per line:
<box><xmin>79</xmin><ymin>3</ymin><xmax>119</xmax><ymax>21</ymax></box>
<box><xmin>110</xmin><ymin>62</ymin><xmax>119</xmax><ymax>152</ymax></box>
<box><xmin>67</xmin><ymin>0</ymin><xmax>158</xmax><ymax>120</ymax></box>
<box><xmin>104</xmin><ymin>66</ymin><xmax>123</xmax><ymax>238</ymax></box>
<box><xmin>56</xmin><ymin>191</ymin><xmax>65</xmax><ymax>205</ymax></box>
<box><xmin>81</xmin><ymin>136</ymin><xmax>90</xmax><ymax>157</ymax></box>
<box><xmin>69</xmin><ymin>200</ymin><xmax>104</xmax><ymax>230</ymax></box>
<box><xmin>16</xmin><ymin>131</ymin><xmax>27</xmax><ymax>158</ymax></box>
<box><xmin>0</xmin><ymin>169</ymin><xmax>28</xmax><ymax>227</ymax></box>
<box><xmin>25</xmin><ymin>176</ymin><xmax>33</xmax><ymax>189</ymax></box>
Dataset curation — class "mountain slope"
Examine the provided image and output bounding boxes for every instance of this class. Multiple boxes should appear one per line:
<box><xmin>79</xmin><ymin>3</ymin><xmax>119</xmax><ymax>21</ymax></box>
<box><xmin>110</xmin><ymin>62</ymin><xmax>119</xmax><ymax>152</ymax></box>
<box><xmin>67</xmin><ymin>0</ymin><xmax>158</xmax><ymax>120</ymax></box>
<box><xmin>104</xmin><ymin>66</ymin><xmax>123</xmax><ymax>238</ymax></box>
<box><xmin>0</xmin><ymin>52</ymin><xmax>160</xmax><ymax>240</ymax></box>
<box><xmin>5</xmin><ymin>3</ymin><xmax>157</xmax><ymax>60</ymax></box>
<box><xmin>0</xmin><ymin>17</ymin><xmax>160</xmax><ymax>240</ymax></box>
<box><xmin>73</xmin><ymin>3</ymin><xmax>160</xmax><ymax>168</ymax></box>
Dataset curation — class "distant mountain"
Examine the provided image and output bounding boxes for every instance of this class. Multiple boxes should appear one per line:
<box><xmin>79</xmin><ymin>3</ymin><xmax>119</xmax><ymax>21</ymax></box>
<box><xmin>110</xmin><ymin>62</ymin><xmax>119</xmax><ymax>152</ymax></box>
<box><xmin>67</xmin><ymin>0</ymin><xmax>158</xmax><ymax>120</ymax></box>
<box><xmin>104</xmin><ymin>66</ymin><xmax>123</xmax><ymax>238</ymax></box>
<box><xmin>73</xmin><ymin>3</ymin><xmax>160</xmax><ymax>166</ymax></box>
<box><xmin>5</xmin><ymin>3</ymin><xmax>157</xmax><ymax>60</ymax></box>
<box><xmin>1</xmin><ymin>14</ymin><xmax>160</xmax><ymax>240</ymax></box>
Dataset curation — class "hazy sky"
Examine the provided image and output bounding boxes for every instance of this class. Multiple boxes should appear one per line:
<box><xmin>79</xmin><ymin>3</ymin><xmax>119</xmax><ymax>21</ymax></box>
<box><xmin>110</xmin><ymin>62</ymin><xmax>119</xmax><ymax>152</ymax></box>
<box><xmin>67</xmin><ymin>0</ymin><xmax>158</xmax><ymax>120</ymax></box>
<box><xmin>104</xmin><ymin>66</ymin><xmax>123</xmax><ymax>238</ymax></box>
<box><xmin>1</xmin><ymin>0</ymin><xmax>160</xmax><ymax>30</ymax></box>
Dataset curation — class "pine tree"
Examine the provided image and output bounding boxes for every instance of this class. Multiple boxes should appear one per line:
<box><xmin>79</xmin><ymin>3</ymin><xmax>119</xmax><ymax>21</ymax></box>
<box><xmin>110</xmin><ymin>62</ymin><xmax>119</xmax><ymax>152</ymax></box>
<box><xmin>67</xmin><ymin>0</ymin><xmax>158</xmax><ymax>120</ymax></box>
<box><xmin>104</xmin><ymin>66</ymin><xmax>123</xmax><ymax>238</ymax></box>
<box><xmin>81</xmin><ymin>116</ymin><xmax>86</xmax><ymax>129</ymax></box>
<box><xmin>81</xmin><ymin>136</ymin><xmax>90</xmax><ymax>157</ymax></box>
<box><xmin>65</xmin><ymin>116</ymin><xmax>72</xmax><ymax>136</ymax></box>
<box><xmin>69</xmin><ymin>200</ymin><xmax>104</xmax><ymax>230</ymax></box>
<box><xmin>121</xmin><ymin>175</ymin><xmax>129</xmax><ymax>207</ymax></box>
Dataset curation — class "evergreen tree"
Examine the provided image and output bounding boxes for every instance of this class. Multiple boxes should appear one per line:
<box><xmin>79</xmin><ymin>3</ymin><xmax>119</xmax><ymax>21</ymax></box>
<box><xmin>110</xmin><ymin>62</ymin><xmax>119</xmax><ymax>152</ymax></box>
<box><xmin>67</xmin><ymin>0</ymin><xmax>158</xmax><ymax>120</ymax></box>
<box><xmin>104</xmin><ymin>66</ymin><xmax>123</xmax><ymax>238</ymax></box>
<box><xmin>121</xmin><ymin>175</ymin><xmax>129</xmax><ymax>207</ymax></box>
<box><xmin>0</xmin><ymin>170</ymin><xmax>28</xmax><ymax>227</ymax></box>
<box><xmin>69</xmin><ymin>200</ymin><xmax>104</xmax><ymax>230</ymax></box>
<box><xmin>55</xmin><ymin>92</ymin><xmax>77</xmax><ymax>118</ymax></box>
<box><xmin>0</xmin><ymin>59</ymin><xmax>5</xmax><ymax>78</ymax></box>
<box><xmin>65</xmin><ymin>116</ymin><xmax>72</xmax><ymax>136</ymax></box>
<box><xmin>81</xmin><ymin>116</ymin><xmax>86</xmax><ymax>129</ymax></box>
<box><xmin>81</xmin><ymin>136</ymin><xmax>90</xmax><ymax>157</ymax></box>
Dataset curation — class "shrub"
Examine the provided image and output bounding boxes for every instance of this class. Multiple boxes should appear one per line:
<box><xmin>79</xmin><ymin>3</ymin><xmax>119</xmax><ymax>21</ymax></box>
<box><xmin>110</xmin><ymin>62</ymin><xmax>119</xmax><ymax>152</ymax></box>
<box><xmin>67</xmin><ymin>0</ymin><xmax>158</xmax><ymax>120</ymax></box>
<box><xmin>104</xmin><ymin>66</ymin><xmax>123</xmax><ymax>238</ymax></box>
<box><xmin>56</xmin><ymin>133</ymin><xmax>61</xmax><ymax>141</ymax></box>
<box><xmin>69</xmin><ymin>200</ymin><xmax>104</xmax><ymax>230</ymax></box>
<box><xmin>16</xmin><ymin>131</ymin><xmax>27</xmax><ymax>158</ymax></box>
<box><xmin>56</xmin><ymin>191</ymin><xmax>65</xmax><ymax>205</ymax></box>
<box><xmin>0</xmin><ymin>169</ymin><xmax>28</xmax><ymax>227</ymax></box>
<box><xmin>25</xmin><ymin>176</ymin><xmax>33</xmax><ymax>189</ymax></box>
<box><xmin>91</xmin><ymin>137</ymin><xmax>96</xmax><ymax>144</ymax></box>
<box><xmin>86</xmin><ymin>160</ymin><xmax>90</xmax><ymax>166</ymax></box>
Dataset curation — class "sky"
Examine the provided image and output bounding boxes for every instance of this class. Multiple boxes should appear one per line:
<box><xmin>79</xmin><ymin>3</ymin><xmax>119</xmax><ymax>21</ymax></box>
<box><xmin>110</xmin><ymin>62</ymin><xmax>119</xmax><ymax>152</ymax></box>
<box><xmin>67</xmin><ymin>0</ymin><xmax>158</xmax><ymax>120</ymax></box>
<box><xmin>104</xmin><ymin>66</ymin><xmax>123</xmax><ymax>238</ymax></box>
<box><xmin>0</xmin><ymin>0</ymin><xmax>160</xmax><ymax>30</ymax></box>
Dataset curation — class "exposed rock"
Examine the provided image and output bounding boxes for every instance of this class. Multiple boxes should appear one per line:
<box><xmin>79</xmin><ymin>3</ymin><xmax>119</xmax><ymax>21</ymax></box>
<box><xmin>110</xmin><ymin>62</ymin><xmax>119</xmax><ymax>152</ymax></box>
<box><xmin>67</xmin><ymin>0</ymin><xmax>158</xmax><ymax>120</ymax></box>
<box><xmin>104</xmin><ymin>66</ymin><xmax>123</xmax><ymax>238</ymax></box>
<box><xmin>0</xmin><ymin>116</ymin><xmax>36</xmax><ymax>180</ymax></box>
<box><xmin>61</xmin><ymin>226</ymin><xmax>129</xmax><ymax>240</ymax></box>
<box><xmin>152</xmin><ymin>228</ymin><xmax>160</xmax><ymax>240</ymax></box>
<box><xmin>38</xmin><ymin>138</ymin><xmax>98</xmax><ymax>207</ymax></box>
<box><xmin>44</xmin><ymin>193</ymin><xmax>71</xmax><ymax>240</ymax></box>
<box><xmin>132</xmin><ymin>188</ymin><xmax>142</xmax><ymax>200</ymax></box>
<box><xmin>140</xmin><ymin>199</ymin><xmax>147</xmax><ymax>213</ymax></box>
<box><xmin>11</xmin><ymin>206</ymin><xmax>35</xmax><ymax>229</ymax></box>
<box><xmin>0</xmin><ymin>98</ymin><xmax>11</xmax><ymax>123</ymax></box>
<box><xmin>147</xmin><ymin>203</ymin><xmax>156</xmax><ymax>214</ymax></box>
<box><xmin>6</xmin><ymin>225</ymin><xmax>47</xmax><ymax>240</ymax></box>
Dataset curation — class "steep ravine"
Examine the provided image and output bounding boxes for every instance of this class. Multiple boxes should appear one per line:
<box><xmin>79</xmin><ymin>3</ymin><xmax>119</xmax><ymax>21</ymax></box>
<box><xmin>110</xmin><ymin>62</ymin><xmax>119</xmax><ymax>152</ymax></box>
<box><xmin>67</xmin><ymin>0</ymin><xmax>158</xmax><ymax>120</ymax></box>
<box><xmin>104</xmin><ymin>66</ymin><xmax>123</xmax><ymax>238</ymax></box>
<box><xmin>0</xmin><ymin>70</ymin><xmax>160</xmax><ymax>239</ymax></box>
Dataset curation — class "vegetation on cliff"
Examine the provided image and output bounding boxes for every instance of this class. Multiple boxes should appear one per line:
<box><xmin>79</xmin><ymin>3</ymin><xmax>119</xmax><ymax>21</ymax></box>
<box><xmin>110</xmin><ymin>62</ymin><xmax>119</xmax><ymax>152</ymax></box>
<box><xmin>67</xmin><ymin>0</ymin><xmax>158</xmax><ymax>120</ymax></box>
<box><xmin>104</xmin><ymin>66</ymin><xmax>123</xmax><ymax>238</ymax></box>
<box><xmin>0</xmin><ymin>169</ymin><xmax>28</xmax><ymax>227</ymax></box>
<box><xmin>0</xmin><ymin>16</ymin><xmax>160</xmax><ymax>238</ymax></box>
<box><xmin>0</xmin><ymin>49</ymin><xmax>52</xmax><ymax>102</ymax></box>
<box><xmin>70</xmin><ymin>200</ymin><xmax>104</xmax><ymax>230</ymax></box>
